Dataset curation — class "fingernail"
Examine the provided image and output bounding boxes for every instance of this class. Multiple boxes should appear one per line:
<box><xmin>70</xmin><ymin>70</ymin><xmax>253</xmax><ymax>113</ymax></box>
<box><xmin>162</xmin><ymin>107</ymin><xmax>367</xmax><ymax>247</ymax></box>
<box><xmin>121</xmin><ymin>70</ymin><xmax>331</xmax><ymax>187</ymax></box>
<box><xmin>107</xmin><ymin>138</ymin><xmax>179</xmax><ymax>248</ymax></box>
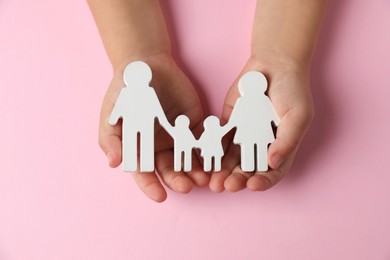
<box><xmin>271</xmin><ymin>154</ymin><xmax>282</xmax><ymax>169</ymax></box>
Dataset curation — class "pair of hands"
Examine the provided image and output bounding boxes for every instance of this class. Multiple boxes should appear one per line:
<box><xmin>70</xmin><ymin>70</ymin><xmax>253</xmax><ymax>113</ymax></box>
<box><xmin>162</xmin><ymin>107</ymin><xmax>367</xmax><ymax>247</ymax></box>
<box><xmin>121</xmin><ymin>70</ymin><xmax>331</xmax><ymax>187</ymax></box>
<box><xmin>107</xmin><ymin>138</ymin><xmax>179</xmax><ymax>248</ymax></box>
<box><xmin>98</xmin><ymin>53</ymin><xmax>314</xmax><ymax>202</ymax></box>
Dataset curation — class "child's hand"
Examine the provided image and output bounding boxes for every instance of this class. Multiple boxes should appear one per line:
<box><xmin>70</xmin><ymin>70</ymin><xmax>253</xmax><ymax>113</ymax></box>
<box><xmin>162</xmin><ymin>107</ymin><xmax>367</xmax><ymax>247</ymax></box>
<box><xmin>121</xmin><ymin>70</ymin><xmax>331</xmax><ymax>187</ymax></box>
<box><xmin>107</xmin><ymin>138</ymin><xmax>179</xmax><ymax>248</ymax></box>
<box><xmin>209</xmin><ymin>0</ymin><xmax>326</xmax><ymax>193</ymax></box>
<box><xmin>99</xmin><ymin>53</ymin><xmax>209</xmax><ymax>202</ymax></box>
<box><xmin>210</xmin><ymin>56</ymin><xmax>314</xmax><ymax>192</ymax></box>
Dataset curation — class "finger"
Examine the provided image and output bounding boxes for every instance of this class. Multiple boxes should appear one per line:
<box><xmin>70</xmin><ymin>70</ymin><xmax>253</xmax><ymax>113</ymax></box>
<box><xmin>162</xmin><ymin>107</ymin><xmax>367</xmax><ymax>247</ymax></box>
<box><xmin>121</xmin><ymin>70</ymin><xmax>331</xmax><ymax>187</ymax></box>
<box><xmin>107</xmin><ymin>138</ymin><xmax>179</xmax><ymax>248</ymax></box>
<box><xmin>209</xmin><ymin>142</ymin><xmax>240</xmax><ymax>193</ymax></box>
<box><xmin>224</xmin><ymin>165</ymin><xmax>254</xmax><ymax>192</ymax></box>
<box><xmin>132</xmin><ymin>171</ymin><xmax>168</xmax><ymax>203</ymax></box>
<box><xmin>209</xmin><ymin>170</ymin><xmax>230</xmax><ymax>193</ymax></box>
<box><xmin>98</xmin><ymin>132</ymin><xmax>122</xmax><ymax>168</ymax></box>
<box><xmin>98</xmin><ymin>112</ymin><xmax>122</xmax><ymax>167</ymax></box>
<box><xmin>247</xmin><ymin>154</ymin><xmax>294</xmax><ymax>191</ymax></box>
<box><xmin>268</xmin><ymin>106</ymin><xmax>314</xmax><ymax>169</ymax></box>
<box><xmin>187</xmin><ymin>155</ymin><xmax>210</xmax><ymax>187</ymax></box>
<box><xmin>99</xmin><ymin>84</ymin><xmax>124</xmax><ymax>167</ymax></box>
<box><xmin>221</xmin><ymin>78</ymin><xmax>241</xmax><ymax>123</ymax></box>
<box><xmin>155</xmin><ymin>150</ymin><xmax>193</xmax><ymax>194</ymax></box>
<box><xmin>186</xmin><ymin>122</ymin><xmax>210</xmax><ymax>187</ymax></box>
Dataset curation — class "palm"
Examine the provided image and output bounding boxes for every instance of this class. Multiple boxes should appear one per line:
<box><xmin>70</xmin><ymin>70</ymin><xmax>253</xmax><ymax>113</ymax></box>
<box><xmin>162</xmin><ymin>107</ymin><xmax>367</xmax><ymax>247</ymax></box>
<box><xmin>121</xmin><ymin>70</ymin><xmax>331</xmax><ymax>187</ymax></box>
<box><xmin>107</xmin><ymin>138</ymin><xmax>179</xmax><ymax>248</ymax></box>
<box><xmin>150</xmin><ymin>59</ymin><xmax>204</xmax><ymax>153</ymax></box>
<box><xmin>99</xmin><ymin>54</ymin><xmax>208</xmax><ymax>202</ymax></box>
<box><xmin>210</xmin><ymin>62</ymin><xmax>314</xmax><ymax>192</ymax></box>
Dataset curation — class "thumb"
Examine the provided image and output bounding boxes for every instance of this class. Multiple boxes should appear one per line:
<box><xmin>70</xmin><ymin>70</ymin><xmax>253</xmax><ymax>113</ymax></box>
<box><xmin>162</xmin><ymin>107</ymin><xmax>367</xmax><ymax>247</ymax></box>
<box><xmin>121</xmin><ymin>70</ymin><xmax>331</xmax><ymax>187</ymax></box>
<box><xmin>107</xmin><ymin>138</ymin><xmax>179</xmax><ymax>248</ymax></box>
<box><xmin>268</xmin><ymin>107</ymin><xmax>314</xmax><ymax>169</ymax></box>
<box><xmin>99</xmin><ymin>104</ymin><xmax>123</xmax><ymax>168</ymax></box>
<box><xmin>99</xmin><ymin>132</ymin><xmax>122</xmax><ymax>168</ymax></box>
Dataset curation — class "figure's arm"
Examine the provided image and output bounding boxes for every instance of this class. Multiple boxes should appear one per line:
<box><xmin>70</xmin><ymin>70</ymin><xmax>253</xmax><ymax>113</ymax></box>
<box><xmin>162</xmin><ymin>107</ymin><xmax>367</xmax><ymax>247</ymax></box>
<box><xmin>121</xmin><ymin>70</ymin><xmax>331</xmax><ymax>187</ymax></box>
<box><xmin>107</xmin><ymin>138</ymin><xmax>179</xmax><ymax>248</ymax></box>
<box><xmin>195</xmin><ymin>135</ymin><xmax>203</xmax><ymax>150</ymax></box>
<box><xmin>150</xmin><ymin>90</ymin><xmax>172</xmax><ymax>133</ymax></box>
<box><xmin>221</xmin><ymin>123</ymin><xmax>234</xmax><ymax>136</ymax></box>
<box><xmin>268</xmin><ymin>99</ymin><xmax>281</xmax><ymax>127</ymax></box>
<box><xmin>222</xmin><ymin>99</ymin><xmax>240</xmax><ymax>133</ymax></box>
<box><xmin>192</xmin><ymin>136</ymin><xmax>200</xmax><ymax>149</ymax></box>
<box><xmin>161</xmin><ymin>122</ymin><xmax>174</xmax><ymax>137</ymax></box>
<box><xmin>108</xmin><ymin>89</ymin><xmax>125</xmax><ymax>126</ymax></box>
<box><xmin>272</xmin><ymin>114</ymin><xmax>281</xmax><ymax>127</ymax></box>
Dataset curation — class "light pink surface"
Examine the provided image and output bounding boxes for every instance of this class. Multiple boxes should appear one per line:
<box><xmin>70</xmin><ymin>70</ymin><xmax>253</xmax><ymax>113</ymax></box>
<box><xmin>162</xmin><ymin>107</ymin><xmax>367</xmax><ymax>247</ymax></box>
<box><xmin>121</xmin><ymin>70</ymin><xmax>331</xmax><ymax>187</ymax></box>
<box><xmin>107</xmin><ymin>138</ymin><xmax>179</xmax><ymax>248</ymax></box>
<box><xmin>1</xmin><ymin>0</ymin><xmax>389</xmax><ymax>259</ymax></box>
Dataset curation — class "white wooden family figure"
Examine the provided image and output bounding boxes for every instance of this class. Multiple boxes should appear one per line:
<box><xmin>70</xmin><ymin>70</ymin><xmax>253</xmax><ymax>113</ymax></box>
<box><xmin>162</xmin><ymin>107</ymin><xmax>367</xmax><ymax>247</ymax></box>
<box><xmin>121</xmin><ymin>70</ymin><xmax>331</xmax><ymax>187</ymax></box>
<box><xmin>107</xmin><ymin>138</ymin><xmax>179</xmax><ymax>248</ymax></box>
<box><xmin>109</xmin><ymin>61</ymin><xmax>280</xmax><ymax>173</ymax></box>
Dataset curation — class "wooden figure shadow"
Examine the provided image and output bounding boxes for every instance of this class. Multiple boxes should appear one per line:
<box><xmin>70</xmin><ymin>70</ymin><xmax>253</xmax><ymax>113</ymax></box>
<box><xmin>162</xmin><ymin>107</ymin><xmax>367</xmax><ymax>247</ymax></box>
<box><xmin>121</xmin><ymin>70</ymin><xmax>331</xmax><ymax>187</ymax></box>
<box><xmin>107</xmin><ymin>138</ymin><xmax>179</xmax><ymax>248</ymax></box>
<box><xmin>284</xmin><ymin>0</ymin><xmax>349</xmax><ymax>184</ymax></box>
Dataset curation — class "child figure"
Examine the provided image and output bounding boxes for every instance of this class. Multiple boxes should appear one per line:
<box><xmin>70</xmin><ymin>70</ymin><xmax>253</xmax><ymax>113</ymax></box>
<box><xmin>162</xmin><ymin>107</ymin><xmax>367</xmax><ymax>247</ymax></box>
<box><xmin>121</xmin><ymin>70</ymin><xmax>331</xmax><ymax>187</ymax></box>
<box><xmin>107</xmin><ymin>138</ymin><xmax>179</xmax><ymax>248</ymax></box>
<box><xmin>198</xmin><ymin>116</ymin><xmax>231</xmax><ymax>172</ymax></box>
<box><xmin>166</xmin><ymin>115</ymin><xmax>197</xmax><ymax>172</ymax></box>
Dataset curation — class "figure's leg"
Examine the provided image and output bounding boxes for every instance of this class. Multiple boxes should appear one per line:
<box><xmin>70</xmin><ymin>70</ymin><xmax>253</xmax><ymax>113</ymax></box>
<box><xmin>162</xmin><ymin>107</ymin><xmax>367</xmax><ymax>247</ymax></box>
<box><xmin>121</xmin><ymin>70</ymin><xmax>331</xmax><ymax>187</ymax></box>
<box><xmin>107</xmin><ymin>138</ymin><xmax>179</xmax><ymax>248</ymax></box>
<box><xmin>214</xmin><ymin>156</ymin><xmax>222</xmax><ymax>172</ymax></box>
<box><xmin>203</xmin><ymin>156</ymin><xmax>211</xmax><ymax>172</ymax></box>
<box><xmin>174</xmin><ymin>148</ymin><xmax>182</xmax><ymax>172</ymax></box>
<box><xmin>256</xmin><ymin>143</ymin><xmax>268</xmax><ymax>172</ymax></box>
<box><xmin>183</xmin><ymin>149</ymin><xmax>192</xmax><ymax>172</ymax></box>
<box><xmin>140</xmin><ymin>129</ymin><xmax>154</xmax><ymax>172</ymax></box>
<box><xmin>122</xmin><ymin>133</ymin><xmax>137</xmax><ymax>172</ymax></box>
<box><xmin>240</xmin><ymin>144</ymin><xmax>255</xmax><ymax>172</ymax></box>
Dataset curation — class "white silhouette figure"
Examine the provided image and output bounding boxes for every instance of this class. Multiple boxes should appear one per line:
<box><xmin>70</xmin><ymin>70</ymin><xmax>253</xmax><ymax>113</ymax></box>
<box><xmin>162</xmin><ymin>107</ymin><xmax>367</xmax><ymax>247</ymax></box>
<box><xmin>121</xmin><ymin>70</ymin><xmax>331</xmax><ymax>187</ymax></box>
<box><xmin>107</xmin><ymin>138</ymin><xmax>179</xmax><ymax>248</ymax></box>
<box><xmin>164</xmin><ymin>115</ymin><xmax>197</xmax><ymax>172</ymax></box>
<box><xmin>109</xmin><ymin>60</ymin><xmax>279</xmax><ymax>173</ymax></box>
<box><xmin>226</xmin><ymin>71</ymin><xmax>280</xmax><ymax>172</ymax></box>
<box><xmin>109</xmin><ymin>61</ymin><xmax>170</xmax><ymax>172</ymax></box>
<box><xmin>198</xmin><ymin>116</ymin><xmax>231</xmax><ymax>172</ymax></box>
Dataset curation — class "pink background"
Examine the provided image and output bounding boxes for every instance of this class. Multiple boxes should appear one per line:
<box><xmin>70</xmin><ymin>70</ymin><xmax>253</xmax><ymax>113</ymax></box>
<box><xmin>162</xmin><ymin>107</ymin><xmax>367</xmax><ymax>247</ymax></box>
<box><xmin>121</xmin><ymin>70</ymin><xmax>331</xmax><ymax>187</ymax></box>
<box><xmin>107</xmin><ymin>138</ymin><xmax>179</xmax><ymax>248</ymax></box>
<box><xmin>1</xmin><ymin>0</ymin><xmax>390</xmax><ymax>259</ymax></box>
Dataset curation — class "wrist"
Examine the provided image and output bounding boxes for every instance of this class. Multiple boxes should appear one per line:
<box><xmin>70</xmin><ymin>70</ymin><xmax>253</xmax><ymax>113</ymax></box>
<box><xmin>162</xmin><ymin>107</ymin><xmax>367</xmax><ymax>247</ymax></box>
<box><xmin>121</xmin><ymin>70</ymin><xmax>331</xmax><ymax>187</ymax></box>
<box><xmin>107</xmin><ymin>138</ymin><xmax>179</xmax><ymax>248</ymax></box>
<box><xmin>112</xmin><ymin>51</ymin><xmax>173</xmax><ymax>76</ymax></box>
<box><xmin>249</xmin><ymin>49</ymin><xmax>311</xmax><ymax>77</ymax></box>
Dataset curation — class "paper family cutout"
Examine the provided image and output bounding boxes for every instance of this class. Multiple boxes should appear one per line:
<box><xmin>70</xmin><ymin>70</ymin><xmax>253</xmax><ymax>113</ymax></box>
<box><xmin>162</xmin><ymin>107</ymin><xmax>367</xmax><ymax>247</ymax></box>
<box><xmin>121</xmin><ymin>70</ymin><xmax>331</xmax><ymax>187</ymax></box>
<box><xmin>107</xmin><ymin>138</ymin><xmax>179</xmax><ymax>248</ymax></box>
<box><xmin>109</xmin><ymin>61</ymin><xmax>280</xmax><ymax>173</ymax></box>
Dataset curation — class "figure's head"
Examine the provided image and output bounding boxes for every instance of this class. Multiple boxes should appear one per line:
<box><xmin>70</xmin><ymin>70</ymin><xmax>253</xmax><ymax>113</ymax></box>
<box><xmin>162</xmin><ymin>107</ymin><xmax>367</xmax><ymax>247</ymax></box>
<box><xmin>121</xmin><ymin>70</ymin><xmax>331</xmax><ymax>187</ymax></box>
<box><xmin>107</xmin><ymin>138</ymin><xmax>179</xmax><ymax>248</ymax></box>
<box><xmin>175</xmin><ymin>115</ymin><xmax>190</xmax><ymax>128</ymax></box>
<box><xmin>203</xmin><ymin>116</ymin><xmax>220</xmax><ymax>129</ymax></box>
<box><xmin>123</xmin><ymin>61</ymin><xmax>152</xmax><ymax>87</ymax></box>
<box><xmin>238</xmin><ymin>71</ymin><xmax>268</xmax><ymax>96</ymax></box>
